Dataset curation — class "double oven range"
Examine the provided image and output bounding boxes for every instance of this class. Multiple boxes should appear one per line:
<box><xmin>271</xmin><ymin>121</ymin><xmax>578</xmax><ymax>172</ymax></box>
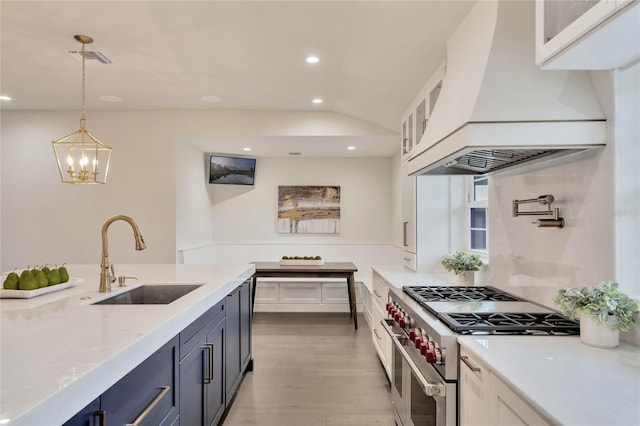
<box><xmin>381</xmin><ymin>285</ymin><xmax>579</xmax><ymax>426</ymax></box>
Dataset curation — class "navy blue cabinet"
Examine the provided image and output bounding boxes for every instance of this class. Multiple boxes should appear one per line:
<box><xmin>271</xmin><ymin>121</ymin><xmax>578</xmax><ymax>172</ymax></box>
<box><xmin>179</xmin><ymin>306</ymin><xmax>225</xmax><ymax>426</ymax></box>
<box><xmin>225</xmin><ymin>280</ymin><xmax>253</xmax><ymax>404</ymax></box>
<box><xmin>63</xmin><ymin>336</ymin><xmax>179</xmax><ymax>426</ymax></box>
<box><xmin>63</xmin><ymin>281</ymin><xmax>252</xmax><ymax>426</ymax></box>
<box><xmin>101</xmin><ymin>335</ymin><xmax>179</xmax><ymax>426</ymax></box>
<box><xmin>62</xmin><ymin>398</ymin><xmax>101</xmax><ymax>426</ymax></box>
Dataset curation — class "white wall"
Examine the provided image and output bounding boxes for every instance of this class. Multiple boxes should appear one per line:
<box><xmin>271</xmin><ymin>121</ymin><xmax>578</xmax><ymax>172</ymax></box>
<box><xmin>485</xmin><ymin>68</ymin><xmax>640</xmax><ymax>344</ymax></box>
<box><xmin>176</xmin><ymin>146</ymin><xmax>396</xmax><ymax>283</ymax></box>
<box><xmin>1</xmin><ymin>111</ymin><xmax>177</xmax><ymax>270</ymax></box>
<box><xmin>1</xmin><ymin>110</ymin><xmax>397</xmax><ymax>274</ymax></box>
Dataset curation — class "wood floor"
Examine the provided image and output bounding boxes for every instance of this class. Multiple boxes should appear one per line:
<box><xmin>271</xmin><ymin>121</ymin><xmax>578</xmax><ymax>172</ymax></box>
<box><xmin>222</xmin><ymin>312</ymin><xmax>395</xmax><ymax>426</ymax></box>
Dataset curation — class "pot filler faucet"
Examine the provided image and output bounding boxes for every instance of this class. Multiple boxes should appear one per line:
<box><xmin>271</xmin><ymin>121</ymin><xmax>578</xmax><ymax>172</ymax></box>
<box><xmin>99</xmin><ymin>215</ymin><xmax>146</xmax><ymax>293</ymax></box>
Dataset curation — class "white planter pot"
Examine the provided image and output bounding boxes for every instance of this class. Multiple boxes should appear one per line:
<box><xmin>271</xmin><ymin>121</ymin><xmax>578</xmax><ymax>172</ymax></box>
<box><xmin>580</xmin><ymin>314</ymin><xmax>619</xmax><ymax>348</ymax></box>
<box><xmin>454</xmin><ymin>272</ymin><xmax>475</xmax><ymax>286</ymax></box>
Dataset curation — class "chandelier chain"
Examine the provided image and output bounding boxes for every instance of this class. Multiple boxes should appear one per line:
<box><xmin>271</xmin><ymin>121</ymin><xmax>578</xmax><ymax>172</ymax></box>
<box><xmin>81</xmin><ymin>40</ymin><xmax>86</xmax><ymax>127</ymax></box>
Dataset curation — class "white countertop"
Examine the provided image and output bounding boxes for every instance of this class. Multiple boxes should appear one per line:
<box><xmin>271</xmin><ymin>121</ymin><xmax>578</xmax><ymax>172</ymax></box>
<box><xmin>0</xmin><ymin>263</ymin><xmax>255</xmax><ymax>426</ymax></box>
<box><xmin>371</xmin><ymin>265</ymin><xmax>453</xmax><ymax>288</ymax></box>
<box><xmin>373</xmin><ymin>264</ymin><xmax>640</xmax><ymax>425</ymax></box>
<box><xmin>458</xmin><ymin>336</ymin><xmax>640</xmax><ymax>426</ymax></box>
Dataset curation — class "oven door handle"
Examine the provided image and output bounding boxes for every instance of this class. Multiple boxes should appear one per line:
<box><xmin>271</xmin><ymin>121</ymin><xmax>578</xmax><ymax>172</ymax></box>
<box><xmin>385</xmin><ymin>324</ymin><xmax>447</xmax><ymax>398</ymax></box>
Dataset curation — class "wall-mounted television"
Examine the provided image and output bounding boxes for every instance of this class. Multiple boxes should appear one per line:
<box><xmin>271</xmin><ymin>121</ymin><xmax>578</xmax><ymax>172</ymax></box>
<box><xmin>209</xmin><ymin>155</ymin><xmax>256</xmax><ymax>185</ymax></box>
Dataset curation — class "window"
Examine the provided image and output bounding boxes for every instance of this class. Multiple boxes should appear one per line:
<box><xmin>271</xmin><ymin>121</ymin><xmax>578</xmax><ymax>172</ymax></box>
<box><xmin>468</xmin><ymin>176</ymin><xmax>488</xmax><ymax>252</ymax></box>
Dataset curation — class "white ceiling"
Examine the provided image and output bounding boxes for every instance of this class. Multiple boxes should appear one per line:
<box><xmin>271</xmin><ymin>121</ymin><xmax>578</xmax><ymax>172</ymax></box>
<box><xmin>0</xmin><ymin>0</ymin><xmax>475</xmax><ymax>157</ymax></box>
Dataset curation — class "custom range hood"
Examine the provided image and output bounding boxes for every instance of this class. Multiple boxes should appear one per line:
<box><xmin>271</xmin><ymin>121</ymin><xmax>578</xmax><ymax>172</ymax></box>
<box><xmin>408</xmin><ymin>0</ymin><xmax>606</xmax><ymax>176</ymax></box>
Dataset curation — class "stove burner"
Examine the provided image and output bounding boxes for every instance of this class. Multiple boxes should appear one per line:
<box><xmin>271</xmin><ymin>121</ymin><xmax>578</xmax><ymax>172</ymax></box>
<box><xmin>440</xmin><ymin>312</ymin><xmax>580</xmax><ymax>335</ymax></box>
<box><xmin>403</xmin><ymin>286</ymin><xmax>522</xmax><ymax>303</ymax></box>
<box><xmin>400</xmin><ymin>285</ymin><xmax>580</xmax><ymax>336</ymax></box>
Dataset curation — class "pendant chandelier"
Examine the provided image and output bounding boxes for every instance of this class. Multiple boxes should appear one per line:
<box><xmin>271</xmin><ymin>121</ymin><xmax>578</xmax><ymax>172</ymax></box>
<box><xmin>52</xmin><ymin>35</ymin><xmax>112</xmax><ymax>184</ymax></box>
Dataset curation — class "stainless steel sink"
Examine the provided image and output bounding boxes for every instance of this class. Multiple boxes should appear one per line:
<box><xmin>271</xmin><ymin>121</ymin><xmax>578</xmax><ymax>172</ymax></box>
<box><xmin>92</xmin><ymin>284</ymin><xmax>202</xmax><ymax>305</ymax></box>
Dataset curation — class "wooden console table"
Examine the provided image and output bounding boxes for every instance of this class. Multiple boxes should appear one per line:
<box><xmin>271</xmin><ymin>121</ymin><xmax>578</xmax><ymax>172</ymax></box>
<box><xmin>251</xmin><ymin>262</ymin><xmax>359</xmax><ymax>330</ymax></box>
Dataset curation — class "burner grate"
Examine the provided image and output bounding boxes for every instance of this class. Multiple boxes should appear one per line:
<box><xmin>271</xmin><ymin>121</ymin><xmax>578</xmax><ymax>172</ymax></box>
<box><xmin>403</xmin><ymin>285</ymin><xmax>522</xmax><ymax>302</ymax></box>
<box><xmin>440</xmin><ymin>312</ymin><xmax>580</xmax><ymax>335</ymax></box>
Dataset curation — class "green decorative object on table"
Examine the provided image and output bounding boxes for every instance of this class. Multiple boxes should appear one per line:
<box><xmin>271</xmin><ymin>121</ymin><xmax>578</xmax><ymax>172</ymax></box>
<box><xmin>441</xmin><ymin>252</ymin><xmax>483</xmax><ymax>275</ymax></box>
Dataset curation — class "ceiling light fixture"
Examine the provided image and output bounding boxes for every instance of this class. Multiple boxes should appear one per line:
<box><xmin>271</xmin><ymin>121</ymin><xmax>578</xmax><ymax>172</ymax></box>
<box><xmin>348</xmin><ymin>146</ymin><xmax>356</xmax><ymax>150</ymax></box>
<box><xmin>0</xmin><ymin>95</ymin><xmax>11</xmax><ymax>101</ymax></box>
<box><xmin>243</xmin><ymin>147</ymin><xmax>251</xmax><ymax>152</ymax></box>
<box><xmin>312</xmin><ymin>98</ymin><xmax>323</xmax><ymax>104</ymax></box>
<box><xmin>52</xmin><ymin>35</ymin><xmax>111</xmax><ymax>184</ymax></box>
<box><xmin>306</xmin><ymin>56</ymin><xmax>319</xmax><ymax>64</ymax></box>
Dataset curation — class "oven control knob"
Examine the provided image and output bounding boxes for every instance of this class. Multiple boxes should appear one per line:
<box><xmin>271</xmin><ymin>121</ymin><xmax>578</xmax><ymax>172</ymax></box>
<box><xmin>419</xmin><ymin>342</ymin><xmax>429</xmax><ymax>355</ymax></box>
<box><xmin>388</xmin><ymin>307</ymin><xmax>396</xmax><ymax>317</ymax></box>
<box><xmin>408</xmin><ymin>329</ymin><xmax>417</xmax><ymax>341</ymax></box>
<box><xmin>386</xmin><ymin>303</ymin><xmax>394</xmax><ymax>313</ymax></box>
<box><xmin>414</xmin><ymin>336</ymin><xmax>424</xmax><ymax>348</ymax></box>
<box><xmin>394</xmin><ymin>312</ymin><xmax>402</xmax><ymax>322</ymax></box>
<box><xmin>425</xmin><ymin>348</ymin><xmax>438</xmax><ymax>364</ymax></box>
<box><xmin>399</xmin><ymin>317</ymin><xmax>406</xmax><ymax>328</ymax></box>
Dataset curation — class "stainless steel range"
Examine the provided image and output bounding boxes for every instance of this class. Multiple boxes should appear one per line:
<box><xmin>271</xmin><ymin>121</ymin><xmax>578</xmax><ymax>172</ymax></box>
<box><xmin>382</xmin><ymin>285</ymin><xmax>579</xmax><ymax>426</ymax></box>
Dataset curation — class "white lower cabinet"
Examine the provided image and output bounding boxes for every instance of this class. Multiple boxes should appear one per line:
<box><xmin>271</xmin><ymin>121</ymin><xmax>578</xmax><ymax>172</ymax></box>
<box><xmin>371</xmin><ymin>270</ymin><xmax>392</xmax><ymax>380</ymax></box>
<box><xmin>459</xmin><ymin>349</ymin><xmax>490</xmax><ymax>426</ymax></box>
<box><xmin>490</xmin><ymin>374</ymin><xmax>551</xmax><ymax>426</ymax></box>
<box><xmin>371</xmin><ymin>301</ymin><xmax>391</xmax><ymax>380</ymax></box>
<box><xmin>254</xmin><ymin>279</ymin><xmax>363</xmax><ymax>312</ymax></box>
<box><xmin>459</xmin><ymin>348</ymin><xmax>551</xmax><ymax>426</ymax></box>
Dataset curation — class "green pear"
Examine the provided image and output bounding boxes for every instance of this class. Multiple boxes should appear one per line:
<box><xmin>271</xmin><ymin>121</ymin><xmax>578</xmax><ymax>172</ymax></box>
<box><xmin>46</xmin><ymin>269</ymin><xmax>61</xmax><ymax>286</ymax></box>
<box><xmin>42</xmin><ymin>265</ymin><xmax>51</xmax><ymax>276</ymax></box>
<box><xmin>3</xmin><ymin>272</ymin><xmax>19</xmax><ymax>290</ymax></box>
<box><xmin>58</xmin><ymin>266</ymin><xmax>69</xmax><ymax>283</ymax></box>
<box><xmin>19</xmin><ymin>270</ymin><xmax>38</xmax><ymax>290</ymax></box>
<box><xmin>33</xmin><ymin>269</ymin><xmax>48</xmax><ymax>288</ymax></box>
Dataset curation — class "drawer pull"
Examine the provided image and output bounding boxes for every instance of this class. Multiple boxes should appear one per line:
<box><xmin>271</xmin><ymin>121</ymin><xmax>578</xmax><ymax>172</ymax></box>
<box><xmin>460</xmin><ymin>355</ymin><xmax>481</xmax><ymax>373</ymax></box>
<box><xmin>373</xmin><ymin>289</ymin><xmax>383</xmax><ymax>298</ymax></box>
<box><xmin>126</xmin><ymin>385</ymin><xmax>170</xmax><ymax>426</ymax></box>
<box><xmin>203</xmin><ymin>344</ymin><xmax>214</xmax><ymax>384</ymax></box>
<box><xmin>373</xmin><ymin>329</ymin><xmax>383</xmax><ymax>340</ymax></box>
<box><xmin>93</xmin><ymin>410</ymin><xmax>106</xmax><ymax>426</ymax></box>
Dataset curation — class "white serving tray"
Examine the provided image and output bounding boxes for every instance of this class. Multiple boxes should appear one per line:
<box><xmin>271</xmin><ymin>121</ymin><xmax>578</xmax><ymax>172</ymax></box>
<box><xmin>0</xmin><ymin>278</ymin><xmax>84</xmax><ymax>299</ymax></box>
<box><xmin>279</xmin><ymin>259</ymin><xmax>324</xmax><ymax>266</ymax></box>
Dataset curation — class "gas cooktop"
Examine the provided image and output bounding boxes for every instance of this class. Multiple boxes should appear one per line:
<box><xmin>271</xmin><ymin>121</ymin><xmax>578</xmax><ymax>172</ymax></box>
<box><xmin>402</xmin><ymin>285</ymin><xmax>579</xmax><ymax>336</ymax></box>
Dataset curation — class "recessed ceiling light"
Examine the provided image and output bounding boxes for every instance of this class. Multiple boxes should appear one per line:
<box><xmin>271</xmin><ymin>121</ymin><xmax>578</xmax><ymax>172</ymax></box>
<box><xmin>347</xmin><ymin>146</ymin><xmax>356</xmax><ymax>150</ymax></box>
<box><xmin>0</xmin><ymin>95</ymin><xmax>11</xmax><ymax>101</ymax></box>
<box><xmin>306</xmin><ymin>56</ymin><xmax>319</xmax><ymax>64</ymax></box>
<box><xmin>201</xmin><ymin>95</ymin><xmax>223</xmax><ymax>103</ymax></box>
<box><xmin>243</xmin><ymin>147</ymin><xmax>251</xmax><ymax>151</ymax></box>
<box><xmin>312</xmin><ymin>98</ymin><xmax>323</xmax><ymax>104</ymax></box>
<box><xmin>98</xmin><ymin>95</ymin><xmax>122</xmax><ymax>103</ymax></box>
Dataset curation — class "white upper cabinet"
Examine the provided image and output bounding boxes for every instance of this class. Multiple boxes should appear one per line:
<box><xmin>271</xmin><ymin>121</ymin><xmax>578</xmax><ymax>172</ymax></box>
<box><xmin>400</xmin><ymin>61</ymin><xmax>446</xmax><ymax>163</ymax></box>
<box><xmin>536</xmin><ymin>0</ymin><xmax>640</xmax><ymax>69</ymax></box>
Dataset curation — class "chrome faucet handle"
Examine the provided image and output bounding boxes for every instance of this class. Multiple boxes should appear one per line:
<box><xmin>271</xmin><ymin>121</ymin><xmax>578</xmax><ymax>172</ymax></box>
<box><xmin>117</xmin><ymin>276</ymin><xmax>138</xmax><ymax>287</ymax></box>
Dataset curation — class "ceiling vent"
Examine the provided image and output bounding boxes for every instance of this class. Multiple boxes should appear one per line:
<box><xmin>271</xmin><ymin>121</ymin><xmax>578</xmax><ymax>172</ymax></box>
<box><xmin>67</xmin><ymin>49</ymin><xmax>112</xmax><ymax>64</ymax></box>
<box><xmin>288</xmin><ymin>152</ymin><xmax>302</xmax><ymax>156</ymax></box>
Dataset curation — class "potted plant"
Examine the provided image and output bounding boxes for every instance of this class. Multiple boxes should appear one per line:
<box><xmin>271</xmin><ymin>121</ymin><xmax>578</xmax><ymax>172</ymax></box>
<box><xmin>441</xmin><ymin>252</ymin><xmax>483</xmax><ymax>285</ymax></box>
<box><xmin>553</xmin><ymin>281</ymin><xmax>640</xmax><ymax>348</ymax></box>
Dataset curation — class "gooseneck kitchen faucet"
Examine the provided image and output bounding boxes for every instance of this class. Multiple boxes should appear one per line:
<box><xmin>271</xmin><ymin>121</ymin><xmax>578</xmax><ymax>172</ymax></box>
<box><xmin>99</xmin><ymin>215</ymin><xmax>146</xmax><ymax>293</ymax></box>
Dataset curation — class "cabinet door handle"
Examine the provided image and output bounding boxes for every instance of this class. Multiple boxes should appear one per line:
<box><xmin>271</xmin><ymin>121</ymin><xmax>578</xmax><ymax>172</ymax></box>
<box><xmin>126</xmin><ymin>385</ymin><xmax>170</xmax><ymax>426</ymax></box>
<box><xmin>403</xmin><ymin>222</ymin><xmax>408</xmax><ymax>247</ymax></box>
<box><xmin>93</xmin><ymin>410</ymin><xmax>106</xmax><ymax>426</ymax></box>
<box><xmin>203</xmin><ymin>344</ymin><xmax>214</xmax><ymax>384</ymax></box>
<box><xmin>460</xmin><ymin>355</ymin><xmax>482</xmax><ymax>373</ymax></box>
<box><xmin>373</xmin><ymin>329</ymin><xmax>383</xmax><ymax>340</ymax></box>
<box><xmin>373</xmin><ymin>289</ymin><xmax>383</xmax><ymax>298</ymax></box>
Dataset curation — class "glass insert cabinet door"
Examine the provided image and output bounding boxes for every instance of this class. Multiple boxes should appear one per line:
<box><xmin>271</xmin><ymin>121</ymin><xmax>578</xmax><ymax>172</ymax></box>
<box><xmin>544</xmin><ymin>0</ymin><xmax>603</xmax><ymax>41</ymax></box>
